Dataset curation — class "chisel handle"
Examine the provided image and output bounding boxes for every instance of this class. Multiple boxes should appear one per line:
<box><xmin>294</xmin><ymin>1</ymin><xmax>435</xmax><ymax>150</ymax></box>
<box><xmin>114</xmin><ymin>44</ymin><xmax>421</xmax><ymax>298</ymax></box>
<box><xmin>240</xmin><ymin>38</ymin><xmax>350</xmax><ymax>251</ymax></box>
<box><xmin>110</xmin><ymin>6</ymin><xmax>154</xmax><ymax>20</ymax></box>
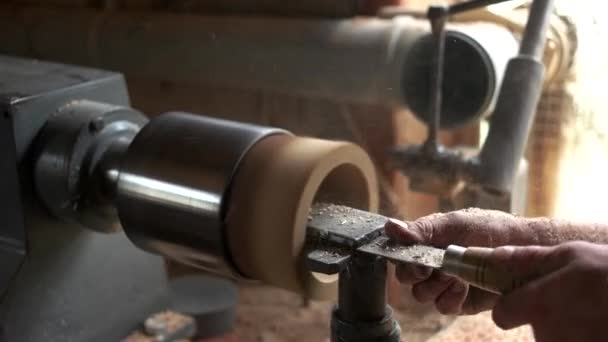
<box><xmin>441</xmin><ymin>245</ymin><xmax>530</xmax><ymax>294</ymax></box>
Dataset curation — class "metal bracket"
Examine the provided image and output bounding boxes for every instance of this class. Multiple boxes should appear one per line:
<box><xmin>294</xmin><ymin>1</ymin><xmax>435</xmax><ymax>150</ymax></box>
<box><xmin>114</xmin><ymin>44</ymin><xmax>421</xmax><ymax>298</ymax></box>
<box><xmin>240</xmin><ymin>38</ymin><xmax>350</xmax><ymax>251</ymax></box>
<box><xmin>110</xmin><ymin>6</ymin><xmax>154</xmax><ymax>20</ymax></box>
<box><xmin>305</xmin><ymin>203</ymin><xmax>386</xmax><ymax>274</ymax></box>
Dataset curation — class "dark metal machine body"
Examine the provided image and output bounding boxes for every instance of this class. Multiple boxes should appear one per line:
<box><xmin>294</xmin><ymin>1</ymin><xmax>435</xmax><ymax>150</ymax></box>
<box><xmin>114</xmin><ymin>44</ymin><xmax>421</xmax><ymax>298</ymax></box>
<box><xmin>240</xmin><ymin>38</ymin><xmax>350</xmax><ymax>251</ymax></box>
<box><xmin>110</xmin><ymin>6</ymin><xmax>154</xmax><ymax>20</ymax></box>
<box><xmin>0</xmin><ymin>56</ymin><xmax>170</xmax><ymax>341</ymax></box>
<box><xmin>0</xmin><ymin>56</ymin><xmax>239</xmax><ymax>341</ymax></box>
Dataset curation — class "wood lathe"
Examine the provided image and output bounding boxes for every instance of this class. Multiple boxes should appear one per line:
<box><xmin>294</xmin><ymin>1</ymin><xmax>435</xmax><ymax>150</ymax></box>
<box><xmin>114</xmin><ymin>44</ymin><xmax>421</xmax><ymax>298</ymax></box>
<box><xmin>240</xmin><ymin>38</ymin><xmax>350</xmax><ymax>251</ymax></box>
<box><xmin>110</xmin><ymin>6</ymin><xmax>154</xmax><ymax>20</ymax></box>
<box><xmin>0</xmin><ymin>0</ymin><xmax>557</xmax><ymax>339</ymax></box>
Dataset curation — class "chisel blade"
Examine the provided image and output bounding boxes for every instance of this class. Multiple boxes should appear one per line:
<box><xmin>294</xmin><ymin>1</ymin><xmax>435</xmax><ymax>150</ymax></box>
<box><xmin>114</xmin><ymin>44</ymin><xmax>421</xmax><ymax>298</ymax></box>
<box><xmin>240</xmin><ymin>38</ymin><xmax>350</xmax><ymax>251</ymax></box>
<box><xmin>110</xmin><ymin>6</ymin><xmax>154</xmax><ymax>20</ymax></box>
<box><xmin>357</xmin><ymin>237</ymin><xmax>445</xmax><ymax>269</ymax></box>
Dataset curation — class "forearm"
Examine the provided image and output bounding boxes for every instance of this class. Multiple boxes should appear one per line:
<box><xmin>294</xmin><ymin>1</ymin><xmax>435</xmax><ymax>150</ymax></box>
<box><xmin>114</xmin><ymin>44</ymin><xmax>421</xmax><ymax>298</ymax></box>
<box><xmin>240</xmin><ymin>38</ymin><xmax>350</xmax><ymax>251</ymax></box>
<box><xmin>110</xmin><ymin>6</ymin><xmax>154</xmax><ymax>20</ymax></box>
<box><xmin>525</xmin><ymin>217</ymin><xmax>608</xmax><ymax>245</ymax></box>
<box><xmin>443</xmin><ymin>209</ymin><xmax>608</xmax><ymax>247</ymax></box>
<box><xmin>393</xmin><ymin>208</ymin><xmax>608</xmax><ymax>248</ymax></box>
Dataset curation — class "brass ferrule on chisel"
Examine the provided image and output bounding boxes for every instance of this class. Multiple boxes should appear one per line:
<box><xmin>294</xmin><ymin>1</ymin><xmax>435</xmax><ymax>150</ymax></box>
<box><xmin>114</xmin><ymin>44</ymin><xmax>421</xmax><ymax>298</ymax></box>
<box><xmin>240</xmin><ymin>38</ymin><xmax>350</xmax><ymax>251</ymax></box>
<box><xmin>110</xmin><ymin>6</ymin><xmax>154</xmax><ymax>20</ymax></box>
<box><xmin>442</xmin><ymin>245</ymin><xmax>527</xmax><ymax>294</ymax></box>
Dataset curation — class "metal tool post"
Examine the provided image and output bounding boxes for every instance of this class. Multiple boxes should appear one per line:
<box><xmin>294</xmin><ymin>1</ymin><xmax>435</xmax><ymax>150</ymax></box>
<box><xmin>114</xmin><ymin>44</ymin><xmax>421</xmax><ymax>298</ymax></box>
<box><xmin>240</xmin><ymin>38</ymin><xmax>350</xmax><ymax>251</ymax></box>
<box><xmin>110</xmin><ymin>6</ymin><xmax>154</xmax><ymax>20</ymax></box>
<box><xmin>332</xmin><ymin>253</ymin><xmax>399</xmax><ymax>342</ymax></box>
<box><xmin>307</xmin><ymin>205</ymin><xmax>400</xmax><ymax>342</ymax></box>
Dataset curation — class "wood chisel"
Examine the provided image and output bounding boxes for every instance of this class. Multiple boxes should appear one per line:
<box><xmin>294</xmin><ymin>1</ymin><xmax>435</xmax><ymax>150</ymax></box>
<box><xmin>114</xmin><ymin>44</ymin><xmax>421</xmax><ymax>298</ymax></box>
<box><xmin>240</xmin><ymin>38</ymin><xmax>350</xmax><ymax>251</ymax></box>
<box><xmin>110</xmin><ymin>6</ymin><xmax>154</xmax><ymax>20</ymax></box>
<box><xmin>358</xmin><ymin>236</ymin><xmax>528</xmax><ymax>294</ymax></box>
<box><xmin>307</xmin><ymin>203</ymin><xmax>529</xmax><ymax>295</ymax></box>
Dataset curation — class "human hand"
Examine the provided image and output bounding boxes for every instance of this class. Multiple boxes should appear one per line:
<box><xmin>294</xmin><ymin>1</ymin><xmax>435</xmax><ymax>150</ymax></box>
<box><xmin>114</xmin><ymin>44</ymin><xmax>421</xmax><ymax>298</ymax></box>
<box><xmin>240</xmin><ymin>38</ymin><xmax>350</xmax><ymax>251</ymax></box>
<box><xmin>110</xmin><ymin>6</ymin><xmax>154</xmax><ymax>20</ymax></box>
<box><xmin>490</xmin><ymin>241</ymin><xmax>608</xmax><ymax>341</ymax></box>
<box><xmin>384</xmin><ymin>208</ymin><xmax>538</xmax><ymax>315</ymax></box>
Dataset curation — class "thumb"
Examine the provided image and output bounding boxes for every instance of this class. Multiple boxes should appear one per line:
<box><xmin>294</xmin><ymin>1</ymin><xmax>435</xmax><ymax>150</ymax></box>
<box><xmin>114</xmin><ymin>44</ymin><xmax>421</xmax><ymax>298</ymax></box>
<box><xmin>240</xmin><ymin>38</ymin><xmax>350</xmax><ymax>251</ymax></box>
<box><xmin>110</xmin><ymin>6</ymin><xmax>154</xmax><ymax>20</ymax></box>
<box><xmin>384</xmin><ymin>213</ymin><xmax>451</xmax><ymax>246</ymax></box>
<box><xmin>384</xmin><ymin>218</ymin><xmax>424</xmax><ymax>244</ymax></box>
<box><xmin>489</xmin><ymin>245</ymin><xmax>566</xmax><ymax>330</ymax></box>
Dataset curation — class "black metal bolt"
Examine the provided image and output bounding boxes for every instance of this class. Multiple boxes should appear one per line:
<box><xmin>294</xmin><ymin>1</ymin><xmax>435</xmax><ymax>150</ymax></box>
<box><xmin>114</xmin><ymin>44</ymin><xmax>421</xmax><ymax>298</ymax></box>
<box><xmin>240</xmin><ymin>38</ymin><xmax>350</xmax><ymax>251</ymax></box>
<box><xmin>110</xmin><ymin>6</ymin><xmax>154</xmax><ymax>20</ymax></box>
<box><xmin>88</xmin><ymin>117</ymin><xmax>105</xmax><ymax>133</ymax></box>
